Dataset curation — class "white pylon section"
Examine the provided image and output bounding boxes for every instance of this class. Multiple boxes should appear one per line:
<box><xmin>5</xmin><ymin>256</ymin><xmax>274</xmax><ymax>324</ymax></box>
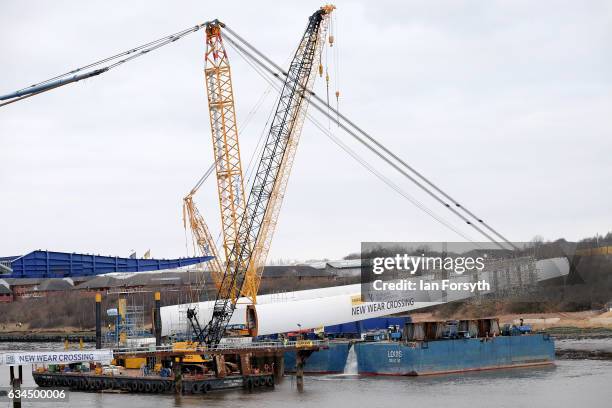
<box><xmin>161</xmin><ymin>257</ymin><xmax>569</xmax><ymax>337</ymax></box>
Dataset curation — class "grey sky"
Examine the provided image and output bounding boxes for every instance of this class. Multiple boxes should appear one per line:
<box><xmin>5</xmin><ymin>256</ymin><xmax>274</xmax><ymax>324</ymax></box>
<box><xmin>1</xmin><ymin>1</ymin><xmax>610</xmax><ymax>262</ymax></box>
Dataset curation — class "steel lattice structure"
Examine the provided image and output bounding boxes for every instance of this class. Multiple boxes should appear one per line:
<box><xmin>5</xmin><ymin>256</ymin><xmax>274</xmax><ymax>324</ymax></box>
<box><xmin>244</xmin><ymin>17</ymin><xmax>331</xmax><ymax>302</ymax></box>
<box><xmin>202</xmin><ymin>7</ymin><xmax>333</xmax><ymax>346</ymax></box>
<box><xmin>204</xmin><ymin>21</ymin><xmax>248</xmax><ymax>295</ymax></box>
<box><xmin>182</xmin><ymin>194</ymin><xmax>224</xmax><ymax>286</ymax></box>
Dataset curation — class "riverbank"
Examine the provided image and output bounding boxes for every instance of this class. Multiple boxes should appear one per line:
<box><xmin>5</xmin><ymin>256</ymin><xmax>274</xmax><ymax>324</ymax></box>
<box><xmin>412</xmin><ymin>310</ymin><xmax>612</xmax><ymax>329</ymax></box>
<box><xmin>497</xmin><ymin>311</ymin><xmax>612</xmax><ymax>330</ymax></box>
<box><xmin>3</xmin><ymin>311</ymin><xmax>612</xmax><ymax>341</ymax></box>
<box><xmin>0</xmin><ymin>329</ymin><xmax>95</xmax><ymax>342</ymax></box>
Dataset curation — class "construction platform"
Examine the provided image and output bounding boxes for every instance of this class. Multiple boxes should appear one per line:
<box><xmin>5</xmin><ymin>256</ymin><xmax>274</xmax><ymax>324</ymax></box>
<box><xmin>32</xmin><ymin>340</ymin><xmax>327</xmax><ymax>394</ymax></box>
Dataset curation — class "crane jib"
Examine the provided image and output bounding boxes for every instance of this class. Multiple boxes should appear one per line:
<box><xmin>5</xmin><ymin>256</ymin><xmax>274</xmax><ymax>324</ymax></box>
<box><xmin>0</xmin><ymin>68</ymin><xmax>108</xmax><ymax>101</ymax></box>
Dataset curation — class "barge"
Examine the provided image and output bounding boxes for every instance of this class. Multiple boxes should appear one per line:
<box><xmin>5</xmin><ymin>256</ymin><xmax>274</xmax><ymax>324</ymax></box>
<box><xmin>284</xmin><ymin>318</ymin><xmax>555</xmax><ymax>376</ymax></box>
<box><xmin>355</xmin><ymin>333</ymin><xmax>554</xmax><ymax>376</ymax></box>
<box><xmin>284</xmin><ymin>341</ymin><xmax>351</xmax><ymax>374</ymax></box>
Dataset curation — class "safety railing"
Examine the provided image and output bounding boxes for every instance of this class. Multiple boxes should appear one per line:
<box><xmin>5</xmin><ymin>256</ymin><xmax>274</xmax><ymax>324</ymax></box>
<box><xmin>112</xmin><ymin>339</ymin><xmax>328</xmax><ymax>355</ymax></box>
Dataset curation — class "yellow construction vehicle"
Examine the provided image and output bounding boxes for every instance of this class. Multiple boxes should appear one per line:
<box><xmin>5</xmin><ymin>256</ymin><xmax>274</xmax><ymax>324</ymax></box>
<box><xmin>172</xmin><ymin>341</ymin><xmax>210</xmax><ymax>364</ymax></box>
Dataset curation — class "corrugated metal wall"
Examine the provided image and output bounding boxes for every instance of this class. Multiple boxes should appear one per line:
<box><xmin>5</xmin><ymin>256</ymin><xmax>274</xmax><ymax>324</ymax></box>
<box><xmin>7</xmin><ymin>250</ymin><xmax>211</xmax><ymax>278</ymax></box>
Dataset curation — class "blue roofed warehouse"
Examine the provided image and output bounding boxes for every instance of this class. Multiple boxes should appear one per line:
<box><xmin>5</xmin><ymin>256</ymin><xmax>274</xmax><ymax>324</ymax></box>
<box><xmin>1</xmin><ymin>250</ymin><xmax>212</xmax><ymax>278</ymax></box>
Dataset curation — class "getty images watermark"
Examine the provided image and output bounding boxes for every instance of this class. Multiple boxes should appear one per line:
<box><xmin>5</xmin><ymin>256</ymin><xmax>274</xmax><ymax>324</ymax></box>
<box><xmin>371</xmin><ymin>252</ymin><xmax>489</xmax><ymax>292</ymax></box>
<box><xmin>360</xmin><ymin>241</ymin><xmax>569</xmax><ymax>303</ymax></box>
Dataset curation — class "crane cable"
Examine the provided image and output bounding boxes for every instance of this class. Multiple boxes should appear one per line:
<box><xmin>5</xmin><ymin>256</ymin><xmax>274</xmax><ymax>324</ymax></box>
<box><xmin>188</xmin><ymin>75</ymin><xmax>278</xmax><ymax>198</ymax></box>
<box><xmin>222</xmin><ymin>26</ymin><xmax>515</xmax><ymax>250</ymax></box>
<box><xmin>227</xmin><ymin>36</ymin><xmax>481</xmax><ymax>244</ymax></box>
<box><xmin>2</xmin><ymin>20</ymin><xmax>513</xmax><ymax>250</ymax></box>
<box><xmin>223</xmin><ymin>32</ymin><xmax>510</xmax><ymax>250</ymax></box>
<box><xmin>332</xmin><ymin>13</ymin><xmax>340</xmax><ymax>123</ymax></box>
<box><xmin>183</xmin><ymin>39</ymin><xmax>288</xmax><ymax>266</ymax></box>
<box><xmin>0</xmin><ymin>23</ymin><xmax>208</xmax><ymax>108</ymax></box>
<box><xmin>227</xmin><ymin>40</ymin><xmax>478</xmax><ymax>245</ymax></box>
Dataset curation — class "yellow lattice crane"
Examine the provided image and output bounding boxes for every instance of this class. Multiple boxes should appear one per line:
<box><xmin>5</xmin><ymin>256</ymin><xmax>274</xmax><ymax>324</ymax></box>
<box><xmin>184</xmin><ymin>7</ymin><xmax>334</xmax><ymax>306</ymax></box>
<box><xmin>204</xmin><ymin>20</ymin><xmax>248</xmax><ymax>276</ymax></box>
<box><xmin>182</xmin><ymin>172</ymin><xmax>224</xmax><ymax>287</ymax></box>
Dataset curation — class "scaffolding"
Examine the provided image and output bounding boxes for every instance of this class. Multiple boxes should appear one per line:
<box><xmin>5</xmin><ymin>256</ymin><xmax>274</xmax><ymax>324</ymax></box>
<box><xmin>104</xmin><ymin>290</ymin><xmax>150</xmax><ymax>347</ymax></box>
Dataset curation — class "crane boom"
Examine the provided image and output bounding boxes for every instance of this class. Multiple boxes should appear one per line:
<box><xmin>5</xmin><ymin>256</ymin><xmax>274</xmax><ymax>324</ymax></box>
<box><xmin>204</xmin><ymin>20</ymin><xmax>248</xmax><ymax>299</ymax></box>
<box><xmin>202</xmin><ymin>6</ymin><xmax>334</xmax><ymax>346</ymax></box>
<box><xmin>242</xmin><ymin>17</ymin><xmax>331</xmax><ymax>302</ymax></box>
<box><xmin>182</xmin><ymin>177</ymin><xmax>224</xmax><ymax>288</ymax></box>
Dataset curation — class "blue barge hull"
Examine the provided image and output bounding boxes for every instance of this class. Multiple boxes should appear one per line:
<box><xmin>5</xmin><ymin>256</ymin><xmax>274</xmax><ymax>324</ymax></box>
<box><xmin>355</xmin><ymin>334</ymin><xmax>555</xmax><ymax>376</ymax></box>
<box><xmin>284</xmin><ymin>341</ymin><xmax>350</xmax><ymax>374</ymax></box>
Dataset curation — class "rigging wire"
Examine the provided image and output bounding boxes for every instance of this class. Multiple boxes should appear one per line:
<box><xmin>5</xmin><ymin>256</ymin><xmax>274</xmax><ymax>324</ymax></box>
<box><xmin>332</xmin><ymin>13</ymin><xmax>340</xmax><ymax>124</ymax></box>
<box><xmin>227</xmin><ymin>42</ymin><xmax>284</xmax><ymax>187</ymax></box>
<box><xmin>223</xmin><ymin>26</ymin><xmax>514</xmax><ymax>245</ymax></box>
<box><xmin>184</xmin><ymin>40</ymin><xmax>288</xmax><ymax>266</ymax></box>
<box><xmin>309</xmin><ymin>112</ymin><xmax>478</xmax><ymax>244</ymax></box>
<box><xmin>222</xmin><ymin>27</ymin><xmax>514</xmax><ymax>250</ymax></box>
<box><xmin>190</xmin><ymin>43</ymin><xmax>286</xmax><ymax>201</ymax></box>
<box><xmin>1</xmin><ymin>23</ymin><xmax>208</xmax><ymax>108</ymax></box>
<box><xmin>227</xmin><ymin>36</ymin><xmax>478</xmax><ymax>245</ymax></box>
<box><xmin>23</xmin><ymin>25</ymin><xmax>206</xmax><ymax>91</ymax></box>
<box><xmin>2</xmin><ymin>20</ymin><xmax>514</xmax><ymax>250</ymax></box>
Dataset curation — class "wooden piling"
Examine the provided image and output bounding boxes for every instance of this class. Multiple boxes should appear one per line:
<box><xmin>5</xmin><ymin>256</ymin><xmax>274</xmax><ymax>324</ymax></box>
<box><xmin>154</xmin><ymin>292</ymin><xmax>162</xmax><ymax>347</ymax></box>
<box><xmin>9</xmin><ymin>365</ymin><xmax>22</xmax><ymax>408</ymax></box>
<box><xmin>295</xmin><ymin>351</ymin><xmax>305</xmax><ymax>392</ymax></box>
<box><xmin>95</xmin><ymin>293</ymin><xmax>102</xmax><ymax>349</ymax></box>
<box><xmin>173</xmin><ymin>357</ymin><xmax>182</xmax><ymax>395</ymax></box>
<box><xmin>240</xmin><ymin>353</ymin><xmax>252</xmax><ymax>375</ymax></box>
<box><xmin>273</xmin><ymin>353</ymin><xmax>285</xmax><ymax>384</ymax></box>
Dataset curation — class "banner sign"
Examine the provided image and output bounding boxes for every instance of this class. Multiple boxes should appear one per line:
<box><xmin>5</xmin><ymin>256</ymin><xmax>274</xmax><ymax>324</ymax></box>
<box><xmin>0</xmin><ymin>350</ymin><xmax>113</xmax><ymax>366</ymax></box>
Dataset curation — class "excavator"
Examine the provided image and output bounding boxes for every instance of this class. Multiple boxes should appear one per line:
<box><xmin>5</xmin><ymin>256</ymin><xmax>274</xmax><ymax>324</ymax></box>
<box><xmin>183</xmin><ymin>5</ymin><xmax>335</xmax><ymax>347</ymax></box>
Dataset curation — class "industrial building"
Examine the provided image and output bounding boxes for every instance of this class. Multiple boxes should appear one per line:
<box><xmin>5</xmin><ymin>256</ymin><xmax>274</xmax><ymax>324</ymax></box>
<box><xmin>0</xmin><ymin>250</ymin><xmax>211</xmax><ymax>278</ymax></box>
<box><xmin>0</xmin><ymin>257</ymin><xmax>362</xmax><ymax>303</ymax></box>
<box><xmin>0</xmin><ymin>281</ymin><xmax>13</xmax><ymax>303</ymax></box>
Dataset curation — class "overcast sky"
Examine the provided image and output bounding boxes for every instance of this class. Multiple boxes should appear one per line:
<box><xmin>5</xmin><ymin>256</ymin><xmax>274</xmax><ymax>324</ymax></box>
<box><xmin>1</xmin><ymin>1</ymin><xmax>610</xmax><ymax>262</ymax></box>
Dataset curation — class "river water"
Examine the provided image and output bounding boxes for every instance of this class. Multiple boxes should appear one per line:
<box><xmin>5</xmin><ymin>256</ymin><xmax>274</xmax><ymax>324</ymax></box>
<box><xmin>1</xmin><ymin>341</ymin><xmax>611</xmax><ymax>408</ymax></box>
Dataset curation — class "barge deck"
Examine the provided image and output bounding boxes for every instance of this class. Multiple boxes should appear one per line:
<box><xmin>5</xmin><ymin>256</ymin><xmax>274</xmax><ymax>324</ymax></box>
<box><xmin>31</xmin><ymin>340</ymin><xmax>326</xmax><ymax>394</ymax></box>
